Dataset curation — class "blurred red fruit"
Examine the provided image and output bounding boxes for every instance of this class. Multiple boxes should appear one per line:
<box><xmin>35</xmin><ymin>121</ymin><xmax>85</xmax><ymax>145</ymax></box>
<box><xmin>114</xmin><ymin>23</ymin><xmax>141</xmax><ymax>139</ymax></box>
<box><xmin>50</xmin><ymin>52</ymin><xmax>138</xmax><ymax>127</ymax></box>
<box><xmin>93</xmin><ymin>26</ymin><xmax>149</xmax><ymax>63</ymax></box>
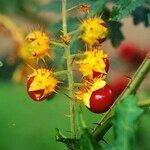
<box><xmin>137</xmin><ymin>48</ymin><xmax>150</xmax><ymax>62</ymax></box>
<box><xmin>110</xmin><ymin>75</ymin><xmax>130</xmax><ymax>99</ymax></box>
<box><xmin>118</xmin><ymin>41</ymin><xmax>139</xmax><ymax>61</ymax></box>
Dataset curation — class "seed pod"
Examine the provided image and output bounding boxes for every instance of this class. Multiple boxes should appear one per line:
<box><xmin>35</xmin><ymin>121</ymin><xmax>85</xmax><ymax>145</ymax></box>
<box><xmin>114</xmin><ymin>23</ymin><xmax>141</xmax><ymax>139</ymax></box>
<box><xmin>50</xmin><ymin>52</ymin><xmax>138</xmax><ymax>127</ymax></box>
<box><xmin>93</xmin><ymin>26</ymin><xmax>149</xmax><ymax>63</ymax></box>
<box><xmin>27</xmin><ymin>68</ymin><xmax>59</xmax><ymax>101</ymax></box>
<box><xmin>19</xmin><ymin>30</ymin><xmax>52</xmax><ymax>61</ymax></box>
<box><xmin>76</xmin><ymin>49</ymin><xmax>109</xmax><ymax>79</ymax></box>
<box><xmin>80</xmin><ymin>17</ymin><xmax>108</xmax><ymax>46</ymax></box>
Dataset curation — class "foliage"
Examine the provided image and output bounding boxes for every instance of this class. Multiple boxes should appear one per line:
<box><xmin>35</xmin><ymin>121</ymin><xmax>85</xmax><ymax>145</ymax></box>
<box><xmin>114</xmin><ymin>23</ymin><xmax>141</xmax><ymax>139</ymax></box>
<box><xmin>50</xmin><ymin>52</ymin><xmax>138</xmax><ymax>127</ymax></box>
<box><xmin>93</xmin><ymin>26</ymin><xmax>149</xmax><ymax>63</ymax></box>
<box><xmin>56</xmin><ymin>107</ymin><xmax>101</xmax><ymax>150</ymax></box>
<box><xmin>106</xmin><ymin>95</ymin><xmax>143</xmax><ymax>150</ymax></box>
<box><xmin>0</xmin><ymin>0</ymin><xmax>150</xmax><ymax>149</ymax></box>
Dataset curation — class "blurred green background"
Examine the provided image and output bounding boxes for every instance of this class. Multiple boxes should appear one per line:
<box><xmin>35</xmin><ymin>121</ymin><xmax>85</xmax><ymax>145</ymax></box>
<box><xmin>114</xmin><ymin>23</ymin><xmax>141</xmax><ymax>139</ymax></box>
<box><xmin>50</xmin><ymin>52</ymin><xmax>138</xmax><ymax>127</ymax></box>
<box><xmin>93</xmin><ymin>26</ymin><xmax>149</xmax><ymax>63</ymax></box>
<box><xmin>0</xmin><ymin>82</ymin><xmax>109</xmax><ymax>150</ymax></box>
<box><xmin>0</xmin><ymin>82</ymin><xmax>150</xmax><ymax>150</ymax></box>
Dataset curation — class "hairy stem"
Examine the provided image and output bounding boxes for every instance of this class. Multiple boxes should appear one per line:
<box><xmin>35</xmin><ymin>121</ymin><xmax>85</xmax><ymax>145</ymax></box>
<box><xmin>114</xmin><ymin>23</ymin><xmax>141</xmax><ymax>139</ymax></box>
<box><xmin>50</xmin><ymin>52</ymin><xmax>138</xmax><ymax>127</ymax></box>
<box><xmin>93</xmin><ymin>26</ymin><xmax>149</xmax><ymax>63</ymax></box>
<box><xmin>62</xmin><ymin>0</ymin><xmax>76</xmax><ymax>138</ymax></box>
<box><xmin>92</xmin><ymin>51</ymin><xmax>150</xmax><ymax>142</ymax></box>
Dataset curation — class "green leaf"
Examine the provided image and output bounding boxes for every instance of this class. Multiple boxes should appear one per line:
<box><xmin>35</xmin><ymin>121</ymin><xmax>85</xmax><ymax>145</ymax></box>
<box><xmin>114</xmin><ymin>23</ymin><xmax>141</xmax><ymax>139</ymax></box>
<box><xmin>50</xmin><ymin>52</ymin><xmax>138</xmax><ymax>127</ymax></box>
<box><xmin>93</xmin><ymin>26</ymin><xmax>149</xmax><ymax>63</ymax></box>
<box><xmin>132</xmin><ymin>6</ymin><xmax>150</xmax><ymax>27</ymax></box>
<box><xmin>148</xmin><ymin>12</ymin><xmax>150</xmax><ymax>25</ymax></box>
<box><xmin>107</xmin><ymin>95</ymin><xmax>143</xmax><ymax>150</ymax></box>
<box><xmin>77</xmin><ymin>107</ymin><xmax>100</xmax><ymax>150</ymax></box>
<box><xmin>107</xmin><ymin>21</ymin><xmax>124</xmax><ymax>47</ymax></box>
<box><xmin>0</xmin><ymin>61</ymin><xmax>3</xmax><ymax>67</ymax></box>
<box><xmin>110</xmin><ymin>0</ymin><xmax>144</xmax><ymax>21</ymax></box>
<box><xmin>55</xmin><ymin>128</ymin><xmax>80</xmax><ymax>150</ymax></box>
<box><xmin>90</xmin><ymin>0</ymin><xmax>109</xmax><ymax>16</ymax></box>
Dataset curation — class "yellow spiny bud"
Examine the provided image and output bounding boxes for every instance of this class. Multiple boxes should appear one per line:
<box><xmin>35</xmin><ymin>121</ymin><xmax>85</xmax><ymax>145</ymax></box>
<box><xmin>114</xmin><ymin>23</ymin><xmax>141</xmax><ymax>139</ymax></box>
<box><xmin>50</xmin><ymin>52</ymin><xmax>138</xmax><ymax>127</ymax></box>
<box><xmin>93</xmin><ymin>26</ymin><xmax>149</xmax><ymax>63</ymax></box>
<box><xmin>19</xmin><ymin>30</ymin><xmax>52</xmax><ymax>61</ymax></box>
<box><xmin>80</xmin><ymin>17</ymin><xmax>108</xmax><ymax>45</ymax></box>
<box><xmin>27</xmin><ymin>68</ymin><xmax>59</xmax><ymax>101</ymax></box>
<box><xmin>76</xmin><ymin>49</ymin><xmax>109</xmax><ymax>79</ymax></box>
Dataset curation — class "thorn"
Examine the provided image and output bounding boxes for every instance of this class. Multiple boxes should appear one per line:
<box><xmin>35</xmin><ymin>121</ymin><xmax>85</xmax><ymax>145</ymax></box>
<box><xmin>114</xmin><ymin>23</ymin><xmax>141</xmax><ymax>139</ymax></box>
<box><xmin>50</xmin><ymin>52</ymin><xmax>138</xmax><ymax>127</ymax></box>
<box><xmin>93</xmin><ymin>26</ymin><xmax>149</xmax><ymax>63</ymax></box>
<box><xmin>71</xmin><ymin>57</ymin><xmax>76</xmax><ymax>65</ymax></box>
<box><xmin>25</xmin><ymin>63</ymin><xmax>35</xmax><ymax>70</ymax></box>
<box><xmin>63</xmin><ymin>93</ymin><xmax>73</xmax><ymax>101</ymax></box>
<box><xmin>65</xmin><ymin>130</ymin><xmax>72</xmax><ymax>133</ymax></box>
<box><xmin>93</xmin><ymin>122</ymin><xmax>100</xmax><ymax>125</ymax></box>
<box><xmin>64</xmin><ymin>114</ymin><xmax>71</xmax><ymax>118</ymax></box>
<box><xmin>41</xmin><ymin>58</ymin><xmax>47</xmax><ymax>66</ymax></box>
<box><xmin>124</xmin><ymin>75</ymin><xmax>132</xmax><ymax>80</ymax></box>
<box><xmin>102</xmin><ymin>139</ymin><xmax>108</xmax><ymax>144</ymax></box>
<box><xmin>89</xmin><ymin>128</ymin><xmax>93</xmax><ymax>131</ymax></box>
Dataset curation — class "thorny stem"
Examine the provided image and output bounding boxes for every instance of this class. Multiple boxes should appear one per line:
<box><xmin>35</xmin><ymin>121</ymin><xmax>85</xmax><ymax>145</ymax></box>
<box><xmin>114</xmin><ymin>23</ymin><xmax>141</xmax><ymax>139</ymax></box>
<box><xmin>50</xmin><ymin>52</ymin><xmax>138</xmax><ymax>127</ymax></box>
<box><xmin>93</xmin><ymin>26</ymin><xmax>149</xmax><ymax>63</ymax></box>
<box><xmin>62</xmin><ymin>0</ymin><xmax>76</xmax><ymax>138</ymax></box>
<box><xmin>92</xmin><ymin>51</ymin><xmax>150</xmax><ymax>142</ymax></box>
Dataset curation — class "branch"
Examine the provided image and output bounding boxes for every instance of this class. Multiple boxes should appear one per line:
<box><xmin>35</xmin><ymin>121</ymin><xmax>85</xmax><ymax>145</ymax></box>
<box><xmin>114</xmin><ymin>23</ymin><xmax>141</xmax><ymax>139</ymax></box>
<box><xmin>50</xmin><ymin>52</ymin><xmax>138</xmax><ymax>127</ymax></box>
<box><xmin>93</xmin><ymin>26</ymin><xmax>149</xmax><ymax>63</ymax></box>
<box><xmin>62</xmin><ymin>0</ymin><xmax>76</xmax><ymax>138</ymax></box>
<box><xmin>92</xmin><ymin>51</ymin><xmax>150</xmax><ymax>142</ymax></box>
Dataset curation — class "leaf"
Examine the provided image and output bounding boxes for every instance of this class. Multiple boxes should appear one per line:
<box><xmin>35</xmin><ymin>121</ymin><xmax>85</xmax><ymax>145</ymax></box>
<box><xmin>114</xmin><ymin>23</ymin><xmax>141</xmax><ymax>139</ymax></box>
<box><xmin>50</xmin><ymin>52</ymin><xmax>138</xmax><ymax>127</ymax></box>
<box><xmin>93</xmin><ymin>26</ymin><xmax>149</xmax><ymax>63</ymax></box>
<box><xmin>90</xmin><ymin>0</ymin><xmax>109</xmax><ymax>16</ymax></box>
<box><xmin>55</xmin><ymin>128</ymin><xmax>80</xmax><ymax>150</ymax></box>
<box><xmin>107</xmin><ymin>21</ymin><xmax>124</xmax><ymax>47</ymax></box>
<box><xmin>0</xmin><ymin>61</ymin><xmax>3</xmax><ymax>67</ymax></box>
<box><xmin>110</xmin><ymin>0</ymin><xmax>144</xmax><ymax>21</ymax></box>
<box><xmin>77</xmin><ymin>107</ymin><xmax>101</xmax><ymax>150</ymax></box>
<box><xmin>148</xmin><ymin>12</ymin><xmax>150</xmax><ymax>25</ymax></box>
<box><xmin>132</xmin><ymin>6</ymin><xmax>150</xmax><ymax>27</ymax></box>
<box><xmin>106</xmin><ymin>95</ymin><xmax>143</xmax><ymax>150</ymax></box>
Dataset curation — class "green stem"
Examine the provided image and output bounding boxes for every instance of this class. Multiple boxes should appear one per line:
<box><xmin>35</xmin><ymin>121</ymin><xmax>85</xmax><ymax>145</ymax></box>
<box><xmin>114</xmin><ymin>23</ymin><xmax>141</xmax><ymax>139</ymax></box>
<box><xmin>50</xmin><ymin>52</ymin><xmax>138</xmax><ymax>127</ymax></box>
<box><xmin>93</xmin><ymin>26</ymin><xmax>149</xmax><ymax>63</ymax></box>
<box><xmin>62</xmin><ymin>0</ymin><xmax>76</xmax><ymax>138</ymax></box>
<box><xmin>62</xmin><ymin>0</ymin><xmax>67</xmax><ymax>35</ymax></box>
<box><xmin>138</xmin><ymin>99</ymin><xmax>150</xmax><ymax>108</ymax></box>
<box><xmin>92</xmin><ymin>51</ymin><xmax>150</xmax><ymax>142</ymax></box>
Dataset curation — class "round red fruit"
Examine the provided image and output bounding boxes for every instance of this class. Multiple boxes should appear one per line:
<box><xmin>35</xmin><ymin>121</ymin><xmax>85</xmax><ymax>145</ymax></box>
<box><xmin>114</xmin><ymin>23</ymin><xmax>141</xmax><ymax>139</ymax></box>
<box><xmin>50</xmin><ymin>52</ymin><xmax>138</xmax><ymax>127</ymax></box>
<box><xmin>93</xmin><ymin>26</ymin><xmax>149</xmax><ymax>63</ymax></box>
<box><xmin>27</xmin><ymin>76</ymin><xmax>45</xmax><ymax>101</ymax></box>
<box><xmin>89</xmin><ymin>84</ymin><xmax>114</xmax><ymax>113</ymax></box>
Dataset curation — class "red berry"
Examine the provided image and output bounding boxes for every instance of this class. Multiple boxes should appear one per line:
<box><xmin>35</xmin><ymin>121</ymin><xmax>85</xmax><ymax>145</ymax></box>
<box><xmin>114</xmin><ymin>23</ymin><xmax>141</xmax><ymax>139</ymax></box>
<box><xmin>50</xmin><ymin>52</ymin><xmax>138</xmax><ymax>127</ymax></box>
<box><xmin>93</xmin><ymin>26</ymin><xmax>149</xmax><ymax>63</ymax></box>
<box><xmin>92</xmin><ymin>58</ymin><xmax>109</xmax><ymax>78</ymax></box>
<box><xmin>27</xmin><ymin>76</ymin><xmax>45</xmax><ymax>101</ymax></box>
<box><xmin>110</xmin><ymin>75</ymin><xmax>130</xmax><ymax>99</ymax></box>
<box><xmin>89</xmin><ymin>84</ymin><xmax>114</xmax><ymax>113</ymax></box>
<box><xmin>118</xmin><ymin>41</ymin><xmax>139</xmax><ymax>61</ymax></box>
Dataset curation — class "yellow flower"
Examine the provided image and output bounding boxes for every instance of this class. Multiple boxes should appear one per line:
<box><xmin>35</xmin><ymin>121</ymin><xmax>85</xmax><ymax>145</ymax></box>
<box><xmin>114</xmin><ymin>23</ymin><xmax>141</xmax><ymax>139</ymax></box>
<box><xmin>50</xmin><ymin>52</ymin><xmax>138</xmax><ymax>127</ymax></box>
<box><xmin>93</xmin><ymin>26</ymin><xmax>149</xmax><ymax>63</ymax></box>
<box><xmin>76</xmin><ymin>49</ymin><xmax>108</xmax><ymax>79</ymax></box>
<box><xmin>27</xmin><ymin>68</ymin><xmax>59</xmax><ymax>101</ymax></box>
<box><xmin>76</xmin><ymin>78</ymin><xmax>106</xmax><ymax>108</ymax></box>
<box><xmin>19</xmin><ymin>30</ymin><xmax>52</xmax><ymax>61</ymax></box>
<box><xmin>80</xmin><ymin>17</ymin><xmax>108</xmax><ymax>45</ymax></box>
